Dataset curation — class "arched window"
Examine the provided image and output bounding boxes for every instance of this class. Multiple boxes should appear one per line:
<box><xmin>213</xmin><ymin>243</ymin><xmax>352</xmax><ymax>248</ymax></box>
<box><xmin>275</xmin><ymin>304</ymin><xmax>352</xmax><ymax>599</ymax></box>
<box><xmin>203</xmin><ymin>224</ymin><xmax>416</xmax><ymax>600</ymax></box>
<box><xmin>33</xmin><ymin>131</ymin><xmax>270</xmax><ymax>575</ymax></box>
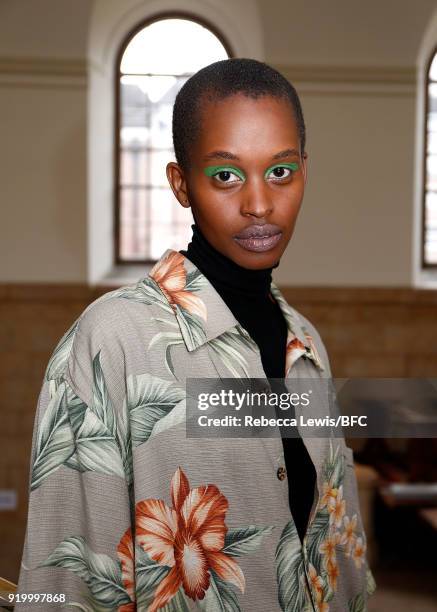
<box><xmin>423</xmin><ymin>48</ymin><xmax>437</xmax><ymax>266</ymax></box>
<box><xmin>116</xmin><ymin>16</ymin><xmax>231</xmax><ymax>263</ymax></box>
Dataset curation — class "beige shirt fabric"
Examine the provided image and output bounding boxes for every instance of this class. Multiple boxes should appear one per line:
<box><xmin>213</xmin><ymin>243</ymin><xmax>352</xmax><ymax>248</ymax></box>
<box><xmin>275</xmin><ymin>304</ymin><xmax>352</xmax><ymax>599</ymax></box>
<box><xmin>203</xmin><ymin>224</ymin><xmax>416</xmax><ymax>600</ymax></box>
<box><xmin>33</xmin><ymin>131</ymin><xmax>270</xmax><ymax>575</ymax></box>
<box><xmin>15</xmin><ymin>248</ymin><xmax>376</xmax><ymax>611</ymax></box>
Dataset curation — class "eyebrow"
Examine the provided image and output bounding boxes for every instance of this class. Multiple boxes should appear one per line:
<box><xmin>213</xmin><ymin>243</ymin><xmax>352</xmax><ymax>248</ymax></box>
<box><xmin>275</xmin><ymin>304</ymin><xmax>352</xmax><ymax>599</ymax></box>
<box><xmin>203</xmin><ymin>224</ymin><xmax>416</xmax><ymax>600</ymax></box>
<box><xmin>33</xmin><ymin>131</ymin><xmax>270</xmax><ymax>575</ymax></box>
<box><xmin>203</xmin><ymin>148</ymin><xmax>300</xmax><ymax>161</ymax></box>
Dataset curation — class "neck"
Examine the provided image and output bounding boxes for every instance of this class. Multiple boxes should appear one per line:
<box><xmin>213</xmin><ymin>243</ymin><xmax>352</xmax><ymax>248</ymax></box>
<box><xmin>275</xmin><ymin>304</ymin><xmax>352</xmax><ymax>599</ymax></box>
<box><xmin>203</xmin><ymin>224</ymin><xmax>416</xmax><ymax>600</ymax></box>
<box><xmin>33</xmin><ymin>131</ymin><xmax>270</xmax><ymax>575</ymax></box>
<box><xmin>179</xmin><ymin>223</ymin><xmax>280</xmax><ymax>299</ymax></box>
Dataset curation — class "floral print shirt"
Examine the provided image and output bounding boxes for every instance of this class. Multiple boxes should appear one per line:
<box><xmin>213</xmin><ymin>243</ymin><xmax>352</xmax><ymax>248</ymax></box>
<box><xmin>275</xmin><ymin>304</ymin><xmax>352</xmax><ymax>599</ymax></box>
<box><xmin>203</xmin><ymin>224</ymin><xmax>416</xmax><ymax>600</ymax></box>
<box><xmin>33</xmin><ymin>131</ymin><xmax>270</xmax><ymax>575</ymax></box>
<box><xmin>16</xmin><ymin>248</ymin><xmax>376</xmax><ymax>611</ymax></box>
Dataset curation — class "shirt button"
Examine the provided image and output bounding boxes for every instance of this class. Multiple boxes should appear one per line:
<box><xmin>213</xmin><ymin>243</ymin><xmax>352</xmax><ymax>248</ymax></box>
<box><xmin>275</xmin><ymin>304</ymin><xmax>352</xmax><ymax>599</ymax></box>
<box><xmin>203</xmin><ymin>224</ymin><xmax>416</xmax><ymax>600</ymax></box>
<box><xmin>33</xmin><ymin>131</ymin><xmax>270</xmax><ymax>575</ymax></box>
<box><xmin>277</xmin><ymin>466</ymin><xmax>287</xmax><ymax>481</ymax></box>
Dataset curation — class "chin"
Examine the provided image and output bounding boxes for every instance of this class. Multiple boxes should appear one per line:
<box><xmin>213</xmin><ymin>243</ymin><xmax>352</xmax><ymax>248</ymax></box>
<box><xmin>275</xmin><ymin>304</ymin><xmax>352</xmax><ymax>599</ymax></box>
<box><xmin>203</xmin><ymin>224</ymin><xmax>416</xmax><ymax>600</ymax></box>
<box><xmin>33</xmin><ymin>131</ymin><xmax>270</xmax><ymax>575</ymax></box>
<box><xmin>233</xmin><ymin>248</ymin><xmax>282</xmax><ymax>270</ymax></box>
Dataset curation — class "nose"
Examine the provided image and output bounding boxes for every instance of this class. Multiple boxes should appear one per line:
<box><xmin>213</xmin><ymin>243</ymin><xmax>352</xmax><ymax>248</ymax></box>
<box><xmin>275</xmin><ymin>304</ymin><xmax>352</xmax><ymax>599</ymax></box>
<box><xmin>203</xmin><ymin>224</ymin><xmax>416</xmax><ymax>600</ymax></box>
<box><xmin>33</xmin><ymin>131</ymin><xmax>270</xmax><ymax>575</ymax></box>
<box><xmin>239</xmin><ymin>180</ymin><xmax>273</xmax><ymax>218</ymax></box>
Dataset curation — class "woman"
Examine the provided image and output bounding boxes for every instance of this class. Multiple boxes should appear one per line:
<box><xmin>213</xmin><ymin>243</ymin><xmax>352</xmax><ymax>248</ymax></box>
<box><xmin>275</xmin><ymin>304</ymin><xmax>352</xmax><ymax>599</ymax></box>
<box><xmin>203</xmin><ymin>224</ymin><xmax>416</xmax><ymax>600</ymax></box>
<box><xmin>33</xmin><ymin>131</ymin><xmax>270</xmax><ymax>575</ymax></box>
<box><xmin>16</xmin><ymin>59</ymin><xmax>376</xmax><ymax>611</ymax></box>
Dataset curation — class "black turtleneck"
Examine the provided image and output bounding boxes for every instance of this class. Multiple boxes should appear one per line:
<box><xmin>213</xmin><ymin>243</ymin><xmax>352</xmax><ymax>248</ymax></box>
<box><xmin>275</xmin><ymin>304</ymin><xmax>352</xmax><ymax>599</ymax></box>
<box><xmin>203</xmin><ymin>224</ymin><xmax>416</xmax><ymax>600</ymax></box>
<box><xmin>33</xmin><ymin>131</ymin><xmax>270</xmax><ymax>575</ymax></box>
<box><xmin>179</xmin><ymin>223</ymin><xmax>316</xmax><ymax>543</ymax></box>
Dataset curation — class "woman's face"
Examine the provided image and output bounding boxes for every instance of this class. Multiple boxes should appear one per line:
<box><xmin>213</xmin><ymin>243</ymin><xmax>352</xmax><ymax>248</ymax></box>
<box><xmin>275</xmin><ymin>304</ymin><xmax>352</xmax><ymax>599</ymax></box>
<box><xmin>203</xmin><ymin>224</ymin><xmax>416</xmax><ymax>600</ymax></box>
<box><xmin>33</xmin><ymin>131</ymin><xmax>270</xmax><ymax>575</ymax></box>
<box><xmin>166</xmin><ymin>93</ymin><xmax>307</xmax><ymax>269</ymax></box>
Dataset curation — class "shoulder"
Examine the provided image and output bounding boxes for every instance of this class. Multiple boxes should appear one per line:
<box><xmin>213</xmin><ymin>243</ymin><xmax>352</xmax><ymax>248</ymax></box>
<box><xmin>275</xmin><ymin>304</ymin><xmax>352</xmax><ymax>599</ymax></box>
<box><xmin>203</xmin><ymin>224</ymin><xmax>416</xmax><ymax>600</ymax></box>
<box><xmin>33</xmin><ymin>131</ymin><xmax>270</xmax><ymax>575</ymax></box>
<box><xmin>44</xmin><ymin>276</ymin><xmax>168</xmax><ymax>396</ymax></box>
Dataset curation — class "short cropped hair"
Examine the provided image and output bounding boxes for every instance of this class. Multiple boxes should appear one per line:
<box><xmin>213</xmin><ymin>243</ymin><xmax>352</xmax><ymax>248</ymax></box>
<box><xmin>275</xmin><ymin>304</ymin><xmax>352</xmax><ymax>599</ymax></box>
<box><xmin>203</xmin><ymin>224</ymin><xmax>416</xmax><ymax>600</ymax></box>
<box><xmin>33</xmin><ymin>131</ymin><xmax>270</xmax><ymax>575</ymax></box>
<box><xmin>172</xmin><ymin>57</ymin><xmax>306</xmax><ymax>172</ymax></box>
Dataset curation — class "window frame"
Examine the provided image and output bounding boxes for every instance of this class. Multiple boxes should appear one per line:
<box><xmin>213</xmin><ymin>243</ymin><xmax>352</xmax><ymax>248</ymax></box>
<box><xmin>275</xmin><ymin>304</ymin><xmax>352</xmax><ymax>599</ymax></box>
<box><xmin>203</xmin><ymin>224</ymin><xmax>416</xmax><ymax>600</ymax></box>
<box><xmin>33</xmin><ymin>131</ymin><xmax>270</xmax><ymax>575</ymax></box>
<box><xmin>114</xmin><ymin>11</ymin><xmax>234</xmax><ymax>265</ymax></box>
<box><xmin>421</xmin><ymin>43</ymin><xmax>437</xmax><ymax>269</ymax></box>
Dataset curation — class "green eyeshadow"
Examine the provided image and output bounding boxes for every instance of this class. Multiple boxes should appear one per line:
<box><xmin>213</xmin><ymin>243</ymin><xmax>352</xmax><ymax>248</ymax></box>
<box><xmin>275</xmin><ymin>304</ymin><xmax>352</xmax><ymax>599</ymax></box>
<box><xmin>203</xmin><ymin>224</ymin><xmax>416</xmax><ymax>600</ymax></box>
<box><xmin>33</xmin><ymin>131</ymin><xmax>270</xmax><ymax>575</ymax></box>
<box><xmin>264</xmin><ymin>162</ymin><xmax>299</xmax><ymax>178</ymax></box>
<box><xmin>203</xmin><ymin>162</ymin><xmax>299</xmax><ymax>182</ymax></box>
<box><xmin>203</xmin><ymin>165</ymin><xmax>246</xmax><ymax>181</ymax></box>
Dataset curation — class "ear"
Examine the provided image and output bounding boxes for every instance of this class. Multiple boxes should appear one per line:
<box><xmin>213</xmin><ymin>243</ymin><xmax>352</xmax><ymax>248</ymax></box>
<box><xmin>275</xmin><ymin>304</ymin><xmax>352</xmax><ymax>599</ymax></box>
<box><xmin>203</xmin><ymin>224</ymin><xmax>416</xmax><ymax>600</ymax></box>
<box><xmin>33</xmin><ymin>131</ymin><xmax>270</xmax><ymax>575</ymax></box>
<box><xmin>166</xmin><ymin>162</ymin><xmax>191</xmax><ymax>208</ymax></box>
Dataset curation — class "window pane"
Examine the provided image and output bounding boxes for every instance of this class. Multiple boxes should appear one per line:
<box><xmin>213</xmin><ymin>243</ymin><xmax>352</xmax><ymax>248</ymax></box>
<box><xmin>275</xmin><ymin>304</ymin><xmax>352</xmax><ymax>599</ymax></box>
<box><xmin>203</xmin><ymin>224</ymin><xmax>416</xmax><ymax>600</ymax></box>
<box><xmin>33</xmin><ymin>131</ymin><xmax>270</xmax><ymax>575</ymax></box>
<box><xmin>426</xmin><ymin>154</ymin><xmax>437</xmax><ymax>192</ymax></box>
<box><xmin>424</xmin><ymin>57</ymin><xmax>437</xmax><ymax>265</ymax></box>
<box><xmin>430</xmin><ymin>54</ymin><xmax>437</xmax><ymax>82</ymax></box>
<box><xmin>120</xmin><ymin>147</ymin><xmax>172</xmax><ymax>187</ymax></box>
<box><xmin>149</xmin><ymin>189</ymin><xmax>193</xmax><ymax>260</ymax></box>
<box><xmin>429</xmin><ymin>83</ymin><xmax>437</xmax><ymax>113</ymax></box>
<box><xmin>120</xmin><ymin>19</ymin><xmax>228</xmax><ymax>75</ymax></box>
<box><xmin>119</xmin><ymin>186</ymin><xmax>193</xmax><ymax>260</ymax></box>
<box><xmin>119</xmin><ymin>187</ymin><xmax>149</xmax><ymax>260</ymax></box>
<box><xmin>120</xmin><ymin>75</ymin><xmax>186</xmax><ymax>148</ymax></box>
<box><xmin>117</xmin><ymin>18</ymin><xmax>229</xmax><ymax>262</ymax></box>
<box><xmin>427</xmin><ymin>127</ymin><xmax>437</xmax><ymax>155</ymax></box>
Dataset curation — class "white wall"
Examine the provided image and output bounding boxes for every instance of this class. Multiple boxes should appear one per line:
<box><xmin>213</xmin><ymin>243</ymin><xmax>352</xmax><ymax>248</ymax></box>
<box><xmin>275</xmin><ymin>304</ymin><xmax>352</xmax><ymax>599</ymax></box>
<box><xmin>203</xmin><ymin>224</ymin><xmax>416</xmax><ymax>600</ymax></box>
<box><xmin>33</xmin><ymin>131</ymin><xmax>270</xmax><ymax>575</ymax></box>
<box><xmin>0</xmin><ymin>0</ymin><xmax>436</xmax><ymax>285</ymax></box>
<box><xmin>259</xmin><ymin>0</ymin><xmax>435</xmax><ymax>66</ymax></box>
<box><xmin>0</xmin><ymin>0</ymin><xmax>92</xmax><ymax>282</ymax></box>
<box><xmin>276</xmin><ymin>78</ymin><xmax>416</xmax><ymax>286</ymax></box>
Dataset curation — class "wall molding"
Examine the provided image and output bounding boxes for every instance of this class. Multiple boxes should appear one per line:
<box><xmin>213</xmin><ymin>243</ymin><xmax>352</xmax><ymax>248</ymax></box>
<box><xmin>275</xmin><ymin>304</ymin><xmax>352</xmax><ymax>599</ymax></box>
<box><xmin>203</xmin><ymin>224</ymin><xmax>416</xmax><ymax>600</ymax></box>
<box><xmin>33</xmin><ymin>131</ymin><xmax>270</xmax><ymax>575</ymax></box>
<box><xmin>0</xmin><ymin>56</ymin><xmax>416</xmax><ymax>95</ymax></box>
<box><xmin>275</xmin><ymin>63</ymin><xmax>416</xmax><ymax>97</ymax></box>
<box><xmin>0</xmin><ymin>56</ymin><xmax>87</xmax><ymax>88</ymax></box>
<box><xmin>275</xmin><ymin>63</ymin><xmax>415</xmax><ymax>85</ymax></box>
<box><xmin>0</xmin><ymin>57</ymin><xmax>413</xmax><ymax>84</ymax></box>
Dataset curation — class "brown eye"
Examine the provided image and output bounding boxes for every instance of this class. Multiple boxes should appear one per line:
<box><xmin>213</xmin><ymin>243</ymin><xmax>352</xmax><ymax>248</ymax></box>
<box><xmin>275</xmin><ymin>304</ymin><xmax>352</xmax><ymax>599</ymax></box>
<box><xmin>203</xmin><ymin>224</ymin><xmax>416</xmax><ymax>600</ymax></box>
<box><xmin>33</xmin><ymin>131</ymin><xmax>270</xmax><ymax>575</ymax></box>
<box><xmin>211</xmin><ymin>169</ymin><xmax>243</xmax><ymax>184</ymax></box>
<box><xmin>273</xmin><ymin>167</ymin><xmax>286</xmax><ymax>178</ymax></box>
<box><xmin>266</xmin><ymin>166</ymin><xmax>293</xmax><ymax>181</ymax></box>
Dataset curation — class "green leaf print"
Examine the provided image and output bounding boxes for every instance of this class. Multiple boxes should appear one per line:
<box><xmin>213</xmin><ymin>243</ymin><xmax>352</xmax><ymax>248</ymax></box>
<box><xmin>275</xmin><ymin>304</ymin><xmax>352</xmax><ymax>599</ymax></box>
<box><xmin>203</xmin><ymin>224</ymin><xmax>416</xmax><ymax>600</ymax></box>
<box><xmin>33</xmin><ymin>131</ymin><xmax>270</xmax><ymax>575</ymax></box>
<box><xmin>90</xmin><ymin>350</ymin><xmax>116</xmax><ymax>435</ymax></box>
<box><xmin>305</xmin><ymin>507</ymin><xmax>331</xmax><ymax>573</ymax></box>
<box><xmin>67</xmin><ymin>360</ymin><xmax>132</xmax><ymax>484</ymax></box>
<box><xmin>366</xmin><ymin>566</ymin><xmax>376</xmax><ymax>595</ymax></box>
<box><xmin>115</xmin><ymin>277</ymin><xmax>174</xmax><ymax>311</ymax></box>
<box><xmin>126</xmin><ymin>372</ymin><xmax>185</xmax><ymax>447</ymax></box>
<box><xmin>208</xmin><ymin>326</ymin><xmax>257</xmax><ymax>378</ymax></box>
<box><xmin>174</xmin><ymin>303</ymin><xmax>207</xmax><ymax>352</ymax></box>
<box><xmin>61</xmin><ymin>355</ymin><xmax>126</xmax><ymax>479</ymax></box>
<box><xmin>223</xmin><ymin>525</ymin><xmax>274</xmax><ymax>557</ymax></box>
<box><xmin>321</xmin><ymin>439</ymin><xmax>345</xmax><ymax>488</ymax></box>
<box><xmin>39</xmin><ymin>535</ymin><xmax>131</xmax><ymax>609</ymax></box>
<box><xmin>275</xmin><ymin>520</ymin><xmax>308</xmax><ymax>612</ymax></box>
<box><xmin>73</xmin><ymin>408</ymin><xmax>125</xmax><ymax>478</ymax></box>
<box><xmin>198</xmin><ymin>569</ymin><xmax>241</xmax><ymax>612</ymax></box>
<box><xmin>348</xmin><ymin>591</ymin><xmax>366</xmax><ymax>612</ymax></box>
<box><xmin>148</xmin><ymin>398</ymin><xmax>187</xmax><ymax>440</ymax></box>
<box><xmin>115</xmin><ymin>389</ymin><xmax>134</xmax><ymax>487</ymax></box>
<box><xmin>158</xmin><ymin>588</ymin><xmax>192</xmax><ymax>612</ymax></box>
<box><xmin>134</xmin><ymin>545</ymin><xmax>171</xmax><ymax>609</ymax></box>
<box><xmin>45</xmin><ymin>320</ymin><xmax>80</xmax><ymax>382</ymax></box>
<box><xmin>45</xmin><ymin>282</ymin><xmax>154</xmax><ymax>385</ymax></box>
<box><xmin>65</xmin><ymin>383</ymin><xmax>88</xmax><ymax>434</ymax></box>
<box><xmin>30</xmin><ymin>381</ymin><xmax>76</xmax><ymax>490</ymax></box>
<box><xmin>33</xmin><ymin>349</ymin><xmax>134</xmax><ymax>488</ymax></box>
<box><xmin>148</xmin><ymin>329</ymin><xmax>184</xmax><ymax>378</ymax></box>
<box><xmin>184</xmin><ymin>268</ymin><xmax>207</xmax><ymax>292</ymax></box>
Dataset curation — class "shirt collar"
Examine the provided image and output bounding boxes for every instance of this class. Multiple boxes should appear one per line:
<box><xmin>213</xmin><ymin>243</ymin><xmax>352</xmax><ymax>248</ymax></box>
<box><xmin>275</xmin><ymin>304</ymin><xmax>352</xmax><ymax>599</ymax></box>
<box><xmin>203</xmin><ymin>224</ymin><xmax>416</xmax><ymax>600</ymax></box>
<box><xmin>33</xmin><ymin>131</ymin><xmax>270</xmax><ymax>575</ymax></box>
<box><xmin>147</xmin><ymin>248</ymin><xmax>324</xmax><ymax>372</ymax></box>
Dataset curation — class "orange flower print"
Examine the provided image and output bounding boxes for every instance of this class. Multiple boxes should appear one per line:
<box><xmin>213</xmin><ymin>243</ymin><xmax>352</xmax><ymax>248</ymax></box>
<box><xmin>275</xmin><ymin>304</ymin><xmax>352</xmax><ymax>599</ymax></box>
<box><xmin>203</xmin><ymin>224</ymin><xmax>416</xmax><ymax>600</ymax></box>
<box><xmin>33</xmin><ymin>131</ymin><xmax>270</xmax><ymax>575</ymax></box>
<box><xmin>285</xmin><ymin>331</ymin><xmax>306</xmax><ymax>375</ymax></box>
<box><xmin>308</xmin><ymin>576</ymin><xmax>329</xmax><ymax>612</ymax></box>
<box><xmin>339</xmin><ymin>513</ymin><xmax>358</xmax><ymax>556</ymax></box>
<box><xmin>319</xmin><ymin>480</ymin><xmax>338</xmax><ymax>510</ymax></box>
<box><xmin>352</xmin><ymin>536</ymin><xmax>366</xmax><ymax>569</ymax></box>
<box><xmin>150</xmin><ymin>251</ymin><xmax>207</xmax><ymax>321</ymax></box>
<box><xmin>276</xmin><ymin>441</ymin><xmax>374</xmax><ymax>611</ymax></box>
<box><xmin>326</xmin><ymin>557</ymin><xmax>340</xmax><ymax>590</ymax></box>
<box><xmin>327</xmin><ymin>485</ymin><xmax>346</xmax><ymax>529</ymax></box>
<box><xmin>135</xmin><ymin>467</ymin><xmax>245</xmax><ymax>611</ymax></box>
<box><xmin>319</xmin><ymin>531</ymin><xmax>340</xmax><ymax>563</ymax></box>
<box><xmin>308</xmin><ymin>562</ymin><xmax>324</xmax><ymax>603</ymax></box>
<box><xmin>117</xmin><ymin>527</ymin><xmax>136</xmax><ymax>612</ymax></box>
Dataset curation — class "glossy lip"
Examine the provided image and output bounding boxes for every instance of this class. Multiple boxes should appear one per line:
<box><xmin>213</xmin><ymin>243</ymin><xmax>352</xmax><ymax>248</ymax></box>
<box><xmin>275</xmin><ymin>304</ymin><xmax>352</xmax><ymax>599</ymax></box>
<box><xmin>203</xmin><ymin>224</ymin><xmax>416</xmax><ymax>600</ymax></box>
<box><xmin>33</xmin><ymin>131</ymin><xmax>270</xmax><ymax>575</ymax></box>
<box><xmin>234</xmin><ymin>232</ymin><xmax>283</xmax><ymax>252</ymax></box>
<box><xmin>234</xmin><ymin>223</ymin><xmax>282</xmax><ymax>239</ymax></box>
<box><xmin>233</xmin><ymin>224</ymin><xmax>283</xmax><ymax>253</ymax></box>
